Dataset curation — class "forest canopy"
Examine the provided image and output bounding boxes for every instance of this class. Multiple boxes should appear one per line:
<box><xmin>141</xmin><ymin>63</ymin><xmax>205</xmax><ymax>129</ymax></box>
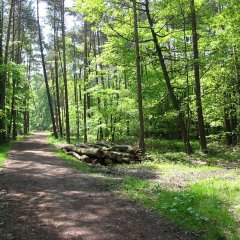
<box><xmin>0</xmin><ymin>0</ymin><xmax>239</xmax><ymax>154</ymax></box>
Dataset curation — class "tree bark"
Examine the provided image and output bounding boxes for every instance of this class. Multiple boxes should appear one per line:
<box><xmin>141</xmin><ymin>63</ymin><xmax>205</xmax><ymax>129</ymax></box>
<box><xmin>224</xmin><ymin>106</ymin><xmax>233</xmax><ymax>145</ymax></box>
<box><xmin>190</xmin><ymin>0</ymin><xmax>207</xmax><ymax>151</ymax></box>
<box><xmin>61</xmin><ymin>0</ymin><xmax>70</xmax><ymax>143</ymax></box>
<box><xmin>73</xmin><ymin>40</ymin><xmax>80</xmax><ymax>140</ymax></box>
<box><xmin>144</xmin><ymin>0</ymin><xmax>193</xmax><ymax>154</ymax></box>
<box><xmin>54</xmin><ymin>2</ymin><xmax>63</xmax><ymax>137</ymax></box>
<box><xmin>133</xmin><ymin>0</ymin><xmax>145</xmax><ymax>154</ymax></box>
<box><xmin>37</xmin><ymin>0</ymin><xmax>58</xmax><ymax>139</ymax></box>
<box><xmin>83</xmin><ymin>21</ymin><xmax>88</xmax><ymax>143</ymax></box>
<box><xmin>0</xmin><ymin>0</ymin><xmax>14</xmax><ymax>144</ymax></box>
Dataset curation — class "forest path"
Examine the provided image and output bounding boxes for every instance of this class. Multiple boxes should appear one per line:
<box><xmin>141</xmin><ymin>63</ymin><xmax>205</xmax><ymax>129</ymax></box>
<box><xmin>0</xmin><ymin>133</ymin><xmax>196</xmax><ymax>240</ymax></box>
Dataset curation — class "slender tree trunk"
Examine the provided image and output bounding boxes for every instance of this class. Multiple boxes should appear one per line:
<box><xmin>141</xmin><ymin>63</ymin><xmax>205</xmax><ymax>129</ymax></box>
<box><xmin>73</xmin><ymin>41</ymin><xmax>80</xmax><ymax>140</ymax></box>
<box><xmin>190</xmin><ymin>0</ymin><xmax>207</xmax><ymax>151</ymax></box>
<box><xmin>97</xmin><ymin>31</ymin><xmax>104</xmax><ymax>140</ymax></box>
<box><xmin>181</xmin><ymin>7</ymin><xmax>192</xmax><ymax>146</ymax></box>
<box><xmin>54</xmin><ymin>3</ymin><xmax>63</xmax><ymax>137</ymax></box>
<box><xmin>0</xmin><ymin>0</ymin><xmax>14</xmax><ymax>144</ymax></box>
<box><xmin>11</xmin><ymin>5</ymin><xmax>17</xmax><ymax>140</ymax></box>
<box><xmin>133</xmin><ymin>0</ymin><xmax>145</xmax><ymax>154</ymax></box>
<box><xmin>145</xmin><ymin>0</ymin><xmax>193</xmax><ymax>154</ymax></box>
<box><xmin>232</xmin><ymin>46</ymin><xmax>240</xmax><ymax>143</ymax></box>
<box><xmin>61</xmin><ymin>0</ymin><xmax>70</xmax><ymax>143</ymax></box>
<box><xmin>83</xmin><ymin>21</ymin><xmax>88</xmax><ymax>143</ymax></box>
<box><xmin>8</xmin><ymin>3</ymin><xmax>16</xmax><ymax>138</ymax></box>
<box><xmin>37</xmin><ymin>0</ymin><xmax>58</xmax><ymax>139</ymax></box>
<box><xmin>224</xmin><ymin>107</ymin><xmax>233</xmax><ymax>145</ymax></box>
<box><xmin>24</xmin><ymin>53</ymin><xmax>31</xmax><ymax>135</ymax></box>
<box><xmin>12</xmin><ymin>0</ymin><xmax>23</xmax><ymax>139</ymax></box>
<box><xmin>124</xmin><ymin>71</ymin><xmax>130</xmax><ymax>136</ymax></box>
<box><xmin>93</xmin><ymin>32</ymin><xmax>103</xmax><ymax>141</ymax></box>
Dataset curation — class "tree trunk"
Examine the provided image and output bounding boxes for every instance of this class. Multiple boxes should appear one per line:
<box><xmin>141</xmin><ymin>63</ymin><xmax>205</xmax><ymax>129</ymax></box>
<box><xmin>83</xmin><ymin>21</ymin><xmax>88</xmax><ymax>143</ymax></box>
<box><xmin>73</xmin><ymin>40</ymin><xmax>80</xmax><ymax>140</ymax></box>
<box><xmin>181</xmin><ymin>7</ymin><xmax>192</xmax><ymax>147</ymax></box>
<box><xmin>54</xmin><ymin>2</ymin><xmax>63</xmax><ymax>137</ymax></box>
<box><xmin>190</xmin><ymin>0</ymin><xmax>207</xmax><ymax>152</ymax></box>
<box><xmin>12</xmin><ymin>0</ymin><xmax>23</xmax><ymax>140</ymax></box>
<box><xmin>0</xmin><ymin>0</ymin><xmax>14</xmax><ymax>144</ymax></box>
<box><xmin>133</xmin><ymin>0</ymin><xmax>145</xmax><ymax>154</ymax></box>
<box><xmin>37</xmin><ymin>0</ymin><xmax>58</xmax><ymax>139</ymax></box>
<box><xmin>224</xmin><ymin>107</ymin><xmax>233</xmax><ymax>145</ymax></box>
<box><xmin>144</xmin><ymin>0</ymin><xmax>193</xmax><ymax>154</ymax></box>
<box><xmin>61</xmin><ymin>0</ymin><xmax>70</xmax><ymax>143</ymax></box>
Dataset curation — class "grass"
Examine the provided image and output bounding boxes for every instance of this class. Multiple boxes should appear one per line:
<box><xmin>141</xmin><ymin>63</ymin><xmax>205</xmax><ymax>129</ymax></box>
<box><xmin>53</xmin><ymin>148</ymin><xmax>93</xmax><ymax>173</ymax></box>
<box><xmin>144</xmin><ymin>138</ymin><xmax>240</xmax><ymax>166</ymax></box>
<box><xmin>0</xmin><ymin>134</ymin><xmax>29</xmax><ymax>168</ymax></box>
<box><xmin>48</xmin><ymin>136</ymin><xmax>93</xmax><ymax>173</ymax></box>
<box><xmin>122</xmin><ymin>174</ymin><xmax>240</xmax><ymax>240</ymax></box>
<box><xmin>0</xmin><ymin>144</ymin><xmax>10</xmax><ymax>168</ymax></box>
<box><xmin>47</xmin><ymin>135</ymin><xmax>67</xmax><ymax>145</ymax></box>
<box><xmin>117</xmin><ymin>141</ymin><xmax>240</xmax><ymax>239</ymax></box>
<box><xmin>48</xmin><ymin>134</ymin><xmax>240</xmax><ymax>239</ymax></box>
<box><xmin>116</xmin><ymin>160</ymin><xmax>220</xmax><ymax>175</ymax></box>
<box><xmin>0</xmin><ymin>142</ymin><xmax>10</xmax><ymax>238</ymax></box>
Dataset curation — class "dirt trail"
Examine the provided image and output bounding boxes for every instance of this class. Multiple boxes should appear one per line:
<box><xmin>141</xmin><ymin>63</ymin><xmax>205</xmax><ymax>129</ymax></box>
<box><xmin>0</xmin><ymin>133</ymin><xmax>197</xmax><ymax>240</ymax></box>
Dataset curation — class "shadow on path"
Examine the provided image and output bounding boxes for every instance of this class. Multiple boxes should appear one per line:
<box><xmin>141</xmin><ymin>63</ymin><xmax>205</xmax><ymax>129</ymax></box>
<box><xmin>0</xmin><ymin>133</ymin><xmax>197</xmax><ymax>240</ymax></box>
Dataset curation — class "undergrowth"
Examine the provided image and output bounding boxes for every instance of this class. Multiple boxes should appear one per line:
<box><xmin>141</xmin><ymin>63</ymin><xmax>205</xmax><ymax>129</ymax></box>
<box><xmin>48</xmin><ymin>134</ymin><xmax>240</xmax><ymax>239</ymax></box>
<box><xmin>122</xmin><ymin>175</ymin><xmax>240</xmax><ymax>240</ymax></box>
<box><xmin>0</xmin><ymin>144</ymin><xmax>10</xmax><ymax>168</ymax></box>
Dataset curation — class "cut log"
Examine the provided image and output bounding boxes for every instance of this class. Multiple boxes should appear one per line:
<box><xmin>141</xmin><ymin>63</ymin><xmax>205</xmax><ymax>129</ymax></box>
<box><xmin>80</xmin><ymin>155</ymin><xmax>91</xmax><ymax>163</ymax></box>
<box><xmin>109</xmin><ymin>151</ymin><xmax>129</xmax><ymax>159</ymax></box>
<box><xmin>110</xmin><ymin>145</ymin><xmax>133</xmax><ymax>153</ymax></box>
<box><xmin>60</xmin><ymin>144</ymin><xmax>73</xmax><ymax>150</ymax></box>
<box><xmin>64</xmin><ymin>145</ymin><xmax>105</xmax><ymax>159</ymax></box>
<box><xmin>64</xmin><ymin>151</ymin><xmax>90</xmax><ymax>162</ymax></box>
<box><xmin>120</xmin><ymin>157</ymin><xmax>131</xmax><ymax>163</ymax></box>
<box><xmin>92</xmin><ymin>159</ymin><xmax>100</xmax><ymax>165</ymax></box>
<box><xmin>104</xmin><ymin>158</ymin><xmax>113</xmax><ymax>165</ymax></box>
<box><xmin>74</xmin><ymin>144</ymin><xmax>89</xmax><ymax>148</ymax></box>
<box><xmin>95</xmin><ymin>142</ymin><xmax>109</xmax><ymax>147</ymax></box>
<box><xmin>68</xmin><ymin>151</ymin><xmax>82</xmax><ymax>160</ymax></box>
<box><xmin>61</xmin><ymin>142</ymin><xmax>141</xmax><ymax>165</ymax></box>
<box><xmin>75</xmin><ymin>143</ymin><xmax>109</xmax><ymax>149</ymax></box>
<box><xmin>75</xmin><ymin>147</ymin><xmax>105</xmax><ymax>159</ymax></box>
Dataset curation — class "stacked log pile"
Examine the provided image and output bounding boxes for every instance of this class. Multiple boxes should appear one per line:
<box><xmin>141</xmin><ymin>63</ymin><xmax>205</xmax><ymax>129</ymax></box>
<box><xmin>61</xmin><ymin>143</ymin><xmax>141</xmax><ymax>165</ymax></box>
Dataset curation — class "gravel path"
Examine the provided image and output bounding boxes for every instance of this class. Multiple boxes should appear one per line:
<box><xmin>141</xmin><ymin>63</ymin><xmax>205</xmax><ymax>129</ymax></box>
<box><xmin>0</xmin><ymin>133</ymin><xmax>197</xmax><ymax>240</ymax></box>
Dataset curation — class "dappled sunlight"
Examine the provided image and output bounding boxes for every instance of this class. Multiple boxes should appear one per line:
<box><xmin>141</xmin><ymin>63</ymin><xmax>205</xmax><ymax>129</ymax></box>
<box><xmin>0</xmin><ymin>133</ymin><xmax>196</xmax><ymax>240</ymax></box>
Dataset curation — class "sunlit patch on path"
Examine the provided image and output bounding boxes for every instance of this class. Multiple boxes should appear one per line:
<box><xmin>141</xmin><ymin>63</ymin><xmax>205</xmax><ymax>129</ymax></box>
<box><xmin>0</xmin><ymin>133</ymin><xmax>197</xmax><ymax>240</ymax></box>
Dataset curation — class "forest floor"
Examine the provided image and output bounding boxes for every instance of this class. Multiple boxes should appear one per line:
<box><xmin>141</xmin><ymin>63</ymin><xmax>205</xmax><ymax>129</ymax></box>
<box><xmin>0</xmin><ymin>133</ymin><xmax>198</xmax><ymax>240</ymax></box>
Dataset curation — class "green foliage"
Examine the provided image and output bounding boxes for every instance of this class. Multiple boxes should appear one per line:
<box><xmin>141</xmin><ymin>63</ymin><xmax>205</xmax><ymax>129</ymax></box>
<box><xmin>49</xmin><ymin>131</ymin><xmax>240</xmax><ymax>239</ymax></box>
<box><xmin>0</xmin><ymin>144</ymin><xmax>10</xmax><ymax>167</ymax></box>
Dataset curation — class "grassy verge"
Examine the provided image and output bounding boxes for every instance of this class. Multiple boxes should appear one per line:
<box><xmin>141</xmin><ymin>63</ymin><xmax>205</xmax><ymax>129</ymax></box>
<box><xmin>48</xmin><ymin>136</ymin><xmax>93</xmax><ymax>173</ymax></box>
<box><xmin>0</xmin><ymin>144</ymin><xmax>10</xmax><ymax>168</ymax></box>
<box><xmin>121</xmin><ymin>171</ymin><xmax>240</xmax><ymax>240</ymax></box>
<box><xmin>48</xmin><ymin>134</ymin><xmax>240</xmax><ymax>239</ymax></box>
<box><xmin>0</xmin><ymin>134</ymin><xmax>29</xmax><ymax>167</ymax></box>
<box><xmin>0</xmin><ymin>142</ymin><xmax>10</xmax><ymax>238</ymax></box>
<box><xmin>53</xmin><ymin>148</ymin><xmax>93</xmax><ymax>173</ymax></box>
